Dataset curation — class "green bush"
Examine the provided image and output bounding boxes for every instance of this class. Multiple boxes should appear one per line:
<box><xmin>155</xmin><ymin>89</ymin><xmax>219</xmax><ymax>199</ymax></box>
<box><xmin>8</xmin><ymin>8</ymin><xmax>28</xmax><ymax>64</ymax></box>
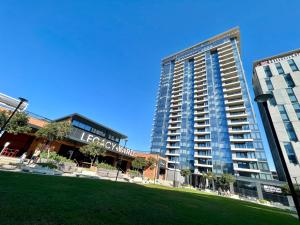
<box><xmin>37</xmin><ymin>162</ymin><xmax>58</xmax><ymax>169</ymax></box>
<box><xmin>95</xmin><ymin>162</ymin><xmax>116</xmax><ymax>170</ymax></box>
<box><xmin>258</xmin><ymin>199</ymin><xmax>269</xmax><ymax>204</ymax></box>
<box><xmin>40</xmin><ymin>151</ymin><xmax>74</xmax><ymax>163</ymax></box>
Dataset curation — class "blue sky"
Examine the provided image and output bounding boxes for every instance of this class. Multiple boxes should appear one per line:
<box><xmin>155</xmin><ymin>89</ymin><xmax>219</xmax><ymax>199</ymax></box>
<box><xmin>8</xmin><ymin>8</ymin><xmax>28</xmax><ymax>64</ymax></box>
<box><xmin>1</xmin><ymin>0</ymin><xmax>300</xmax><ymax>170</ymax></box>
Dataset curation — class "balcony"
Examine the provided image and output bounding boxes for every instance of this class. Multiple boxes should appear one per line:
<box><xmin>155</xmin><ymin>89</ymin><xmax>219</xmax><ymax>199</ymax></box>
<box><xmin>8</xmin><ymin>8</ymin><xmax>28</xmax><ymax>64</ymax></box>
<box><xmin>169</xmin><ymin>119</ymin><xmax>180</xmax><ymax>124</ymax></box>
<box><xmin>233</xmin><ymin>167</ymin><xmax>260</xmax><ymax>173</ymax></box>
<box><xmin>167</xmin><ymin>138</ymin><xmax>180</xmax><ymax>142</ymax></box>
<box><xmin>227</xmin><ymin>121</ymin><xmax>248</xmax><ymax>126</ymax></box>
<box><xmin>224</xmin><ymin>92</ymin><xmax>242</xmax><ymax>100</ymax></box>
<box><xmin>232</xmin><ymin>157</ymin><xmax>257</xmax><ymax>162</ymax></box>
<box><xmin>166</xmin><ymin>145</ymin><xmax>180</xmax><ymax>149</ymax></box>
<box><xmin>230</xmin><ymin>137</ymin><xmax>253</xmax><ymax>143</ymax></box>
<box><xmin>226</xmin><ymin>112</ymin><xmax>248</xmax><ymax>119</ymax></box>
<box><xmin>171</xmin><ymin>98</ymin><xmax>182</xmax><ymax>103</ymax></box>
<box><xmin>194</xmin><ymin>123</ymin><xmax>210</xmax><ymax>128</ymax></box>
<box><xmin>194</xmin><ymin>163</ymin><xmax>213</xmax><ymax>168</ymax></box>
<box><xmin>225</xmin><ymin>105</ymin><xmax>245</xmax><ymax>112</ymax></box>
<box><xmin>169</xmin><ymin>114</ymin><xmax>181</xmax><ymax>118</ymax></box>
<box><xmin>225</xmin><ymin>99</ymin><xmax>244</xmax><ymax>106</ymax></box>
<box><xmin>222</xmin><ymin>80</ymin><xmax>240</xmax><ymax>88</ymax></box>
<box><xmin>194</xmin><ymin>104</ymin><xmax>208</xmax><ymax>110</ymax></box>
<box><xmin>221</xmin><ymin>70</ymin><xmax>238</xmax><ymax>79</ymax></box>
<box><xmin>167</xmin><ymin>131</ymin><xmax>180</xmax><ymax>136</ymax></box>
<box><xmin>194</xmin><ymin>138</ymin><xmax>211</xmax><ymax>142</ymax></box>
<box><xmin>231</xmin><ymin>147</ymin><xmax>255</xmax><ymax>152</ymax></box>
<box><xmin>218</xmin><ymin>46</ymin><xmax>233</xmax><ymax>55</ymax></box>
<box><xmin>194</xmin><ymin>116</ymin><xmax>209</xmax><ymax>122</ymax></box>
<box><xmin>218</xmin><ymin>51</ymin><xmax>234</xmax><ymax>61</ymax></box>
<box><xmin>220</xmin><ymin>61</ymin><xmax>236</xmax><ymax>69</ymax></box>
<box><xmin>194</xmin><ymin>131</ymin><xmax>210</xmax><ymax>135</ymax></box>
<box><xmin>223</xmin><ymin>86</ymin><xmax>241</xmax><ymax>94</ymax></box>
<box><xmin>168</xmin><ymin>124</ymin><xmax>181</xmax><ymax>130</ymax></box>
<box><xmin>222</xmin><ymin>76</ymin><xmax>239</xmax><ymax>83</ymax></box>
<box><xmin>165</xmin><ymin>151</ymin><xmax>180</xmax><ymax>156</ymax></box>
<box><xmin>194</xmin><ymin>153</ymin><xmax>212</xmax><ymax>159</ymax></box>
<box><xmin>219</xmin><ymin>56</ymin><xmax>235</xmax><ymax>64</ymax></box>
<box><xmin>170</xmin><ymin>108</ymin><xmax>181</xmax><ymax>113</ymax></box>
<box><xmin>217</xmin><ymin>43</ymin><xmax>232</xmax><ymax>51</ymax></box>
<box><xmin>194</xmin><ymin>144</ymin><xmax>211</xmax><ymax>150</ymax></box>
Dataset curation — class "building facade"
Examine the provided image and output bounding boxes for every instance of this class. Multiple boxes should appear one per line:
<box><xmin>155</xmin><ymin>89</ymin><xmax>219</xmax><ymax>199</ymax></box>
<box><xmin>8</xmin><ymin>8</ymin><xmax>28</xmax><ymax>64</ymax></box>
<box><xmin>0</xmin><ymin>106</ymin><xmax>136</xmax><ymax>171</ymax></box>
<box><xmin>253</xmin><ymin>49</ymin><xmax>300</xmax><ymax>182</ymax></box>
<box><xmin>151</xmin><ymin>28</ymin><xmax>272</xmax><ymax>181</ymax></box>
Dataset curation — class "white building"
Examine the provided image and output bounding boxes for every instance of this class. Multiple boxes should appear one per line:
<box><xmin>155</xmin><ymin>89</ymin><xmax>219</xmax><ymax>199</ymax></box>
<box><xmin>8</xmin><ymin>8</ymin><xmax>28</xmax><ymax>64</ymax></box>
<box><xmin>253</xmin><ymin>49</ymin><xmax>300</xmax><ymax>183</ymax></box>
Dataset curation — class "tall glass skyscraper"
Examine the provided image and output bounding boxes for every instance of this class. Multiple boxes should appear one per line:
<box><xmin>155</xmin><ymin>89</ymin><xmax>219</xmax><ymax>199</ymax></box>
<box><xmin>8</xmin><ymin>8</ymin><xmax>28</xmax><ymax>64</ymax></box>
<box><xmin>151</xmin><ymin>28</ymin><xmax>272</xmax><ymax>180</ymax></box>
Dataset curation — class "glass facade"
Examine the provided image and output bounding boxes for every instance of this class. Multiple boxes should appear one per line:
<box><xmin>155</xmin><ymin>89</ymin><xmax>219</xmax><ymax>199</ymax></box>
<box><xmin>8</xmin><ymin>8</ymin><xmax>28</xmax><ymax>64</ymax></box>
<box><xmin>179</xmin><ymin>59</ymin><xmax>195</xmax><ymax>169</ymax></box>
<box><xmin>283</xmin><ymin>142</ymin><xmax>298</xmax><ymax>164</ymax></box>
<box><xmin>288</xmin><ymin>59</ymin><xmax>299</xmax><ymax>72</ymax></box>
<box><xmin>207</xmin><ymin>51</ymin><xmax>232</xmax><ymax>174</ymax></box>
<box><xmin>275</xmin><ymin>62</ymin><xmax>284</xmax><ymax>75</ymax></box>
<box><xmin>263</xmin><ymin>65</ymin><xmax>272</xmax><ymax>77</ymax></box>
<box><xmin>151</xmin><ymin>62</ymin><xmax>174</xmax><ymax>155</ymax></box>
<box><xmin>151</xmin><ymin>29</ymin><xmax>271</xmax><ymax>180</ymax></box>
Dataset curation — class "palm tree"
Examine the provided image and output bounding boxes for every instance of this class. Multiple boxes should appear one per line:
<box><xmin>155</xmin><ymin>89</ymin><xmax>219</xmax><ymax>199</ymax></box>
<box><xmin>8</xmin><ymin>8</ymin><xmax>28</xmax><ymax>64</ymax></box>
<box><xmin>204</xmin><ymin>171</ymin><xmax>216</xmax><ymax>191</ymax></box>
<box><xmin>180</xmin><ymin>169</ymin><xmax>192</xmax><ymax>185</ymax></box>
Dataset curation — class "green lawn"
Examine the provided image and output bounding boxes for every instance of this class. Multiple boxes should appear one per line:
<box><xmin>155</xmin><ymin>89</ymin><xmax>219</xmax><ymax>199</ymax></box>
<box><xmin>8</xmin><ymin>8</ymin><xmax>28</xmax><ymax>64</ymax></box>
<box><xmin>0</xmin><ymin>171</ymin><xmax>297</xmax><ymax>225</ymax></box>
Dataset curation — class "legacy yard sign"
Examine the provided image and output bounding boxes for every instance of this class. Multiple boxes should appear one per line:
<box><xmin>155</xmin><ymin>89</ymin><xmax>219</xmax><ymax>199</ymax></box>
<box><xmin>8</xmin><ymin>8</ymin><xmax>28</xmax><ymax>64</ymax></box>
<box><xmin>69</xmin><ymin>127</ymin><xmax>135</xmax><ymax>157</ymax></box>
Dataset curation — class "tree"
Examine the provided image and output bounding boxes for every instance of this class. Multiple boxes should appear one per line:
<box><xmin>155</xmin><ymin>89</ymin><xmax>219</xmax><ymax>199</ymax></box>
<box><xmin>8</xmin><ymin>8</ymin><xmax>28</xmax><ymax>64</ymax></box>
<box><xmin>0</xmin><ymin>111</ymin><xmax>31</xmax><ymax>135</ymax></box>
<box><xmin>282</xmin><ymin>183</ymin><xmax>300</xmax><ymax>196</ymax></box>
<box><xmin>0</xmin><ymin>111</ymin><xmax>7</xmax><ymax>128</ymax></box>
<box><xmin>131</xmin><ymin>157</ymin><xmax>147</xmax><ymax>171</ymax></box>
<box><xmin>204</xmin><ymin>171</ymin><xmax>216</xmax><ymax>190</ymax></box>
<box><xmin>180</xmin><ymin>169</ymin><xmax>192</xmax><ymax>185</ymax></box>
<box><xmin>217</xmin><ymin>173</ymin><xmax>236</xmax><ymax>190</ymax></box>
<box><xmin>79</xmin><ymin>141</ymin><xmax>106</xmax><ymax>167</ymax></box>
<box><xmin>147</xmin><ymin>157</ymin><xmax>157</xmax><ymax>170</ymax></box>
<box><xmin>36</xmin><ymin>121</ymin><xmax>71</xmax><ymax>143</ymax></box>
<box><xmin>35</xmin><ymin>121</ymin><xmax>71</xmax><ymax>158</ymax></box>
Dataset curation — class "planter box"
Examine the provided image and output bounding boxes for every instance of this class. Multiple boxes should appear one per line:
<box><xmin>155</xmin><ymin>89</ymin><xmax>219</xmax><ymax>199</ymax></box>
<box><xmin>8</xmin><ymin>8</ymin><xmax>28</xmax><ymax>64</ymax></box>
<box><xmin>97</xmin><ymin>168</ymin><xmax>120</xmax><ymax>178</ymax></box>
<box><xmin>58</xmin><ymin>162</ymin><xmax>77</xmax><ymax>173</ymax></box>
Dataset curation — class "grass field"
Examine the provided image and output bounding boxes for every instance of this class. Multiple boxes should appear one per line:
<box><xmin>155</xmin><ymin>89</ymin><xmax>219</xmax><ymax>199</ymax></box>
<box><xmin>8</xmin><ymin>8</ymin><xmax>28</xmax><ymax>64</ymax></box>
<box><xmin>0</xmin><ymin>171</ymin><xmax>297</xmax><ymax>225</ymax></box>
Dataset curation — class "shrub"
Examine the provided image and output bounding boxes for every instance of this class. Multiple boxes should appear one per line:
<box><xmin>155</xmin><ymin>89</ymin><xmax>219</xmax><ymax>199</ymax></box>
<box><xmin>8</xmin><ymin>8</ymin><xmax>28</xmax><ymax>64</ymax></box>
<box><xmin>37</xmin><ymin>162</ymin><xmax>58</xmax><ymax>169</ymax></box>
<box><xmin>95</xmin><ymin>162</ymin><xmax>116</xmax><ymax>170</ymax></box>
<box><xmin>258</xmin><ymin>199</ymin><xmax>269</xmax><ymax>204</ymax></box>
<box><xmin>40</xmin><ymin>151</ymin><xmax>74</xmax><ymax>163</ymax></box>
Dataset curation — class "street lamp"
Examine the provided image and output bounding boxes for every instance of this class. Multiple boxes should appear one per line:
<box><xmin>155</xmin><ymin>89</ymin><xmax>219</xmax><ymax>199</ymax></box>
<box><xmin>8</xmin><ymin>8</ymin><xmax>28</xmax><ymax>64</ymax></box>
<box><xmin>255</xmin><ymin>93</ymin><xmax>300</xmax><ymax>220</ymax></box>
<box><xmin>115</xmin><ymin>138</ymin><xmax>128</xmax><ymax>182</ymax></box>
<box><xmin>0</xmin><ymin>97</ymin><xmax>28</xmax><ymax>136</ymax></box>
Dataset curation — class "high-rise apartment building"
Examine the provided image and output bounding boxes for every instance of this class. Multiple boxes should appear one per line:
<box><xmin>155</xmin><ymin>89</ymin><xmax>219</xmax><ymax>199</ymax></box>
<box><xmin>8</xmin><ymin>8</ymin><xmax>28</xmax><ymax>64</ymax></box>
<box><xmin>151</xmin><ymin>28</ymin><xmax>272</xmax><ymax>180</ymax></box>
<box><xmin>253</xmin><ymin>49</ymin><xmax>300</xmax><ymax>182</ymax></box>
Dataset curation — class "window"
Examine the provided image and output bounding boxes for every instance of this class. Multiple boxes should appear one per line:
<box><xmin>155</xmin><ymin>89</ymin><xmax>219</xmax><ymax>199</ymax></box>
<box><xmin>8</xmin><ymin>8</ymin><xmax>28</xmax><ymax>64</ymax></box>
<box><xmin>283</xmin><ymin>142</ymin><xmax>298</xmax><ymax>164</ymax></box>
<box><xmin>278</xmin><ymin>105</ymin><xmax>289</xmax><ymax>121</ymax></box>
<box><xmin>269</xmin><ymin>95</ymin><xmax>277</xmax><ymax>106</ymax></box>
<box><xmin>265</xmin><ymin>78</ymin><xmax>273</xmax><ymax>90</ymax></box>
<box><xmin>275</xmin><ymin>62</ymin><xmax>284</xmax><ymax>74</ymax></box>
<box><xmin>284</xmin><ymin>122</ymin><xmax>298</xmax><ymax>141</ymax></box>
<box><xmin>287</xmin><ymin>88</ymin><xmax>298</xmax><ymax>103</ymax></box>
<box><xmin>263</xmin><ymin>65</ymin><xmax>272</xmax><ymax>77</ymax></box>
<box><xmin>284</xmin><ymin>73</ymin><xmax>295</xmax><ymax>88</ymax></box>
<box><xmin>288</xmin><ymin>59</ymin><xmax>299</xmax><ymax>72</ymax></box>
<box><xmin>293</xmin><ymin>103</ymin><xmax>300</xmax><ymax>120</ymax></box>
